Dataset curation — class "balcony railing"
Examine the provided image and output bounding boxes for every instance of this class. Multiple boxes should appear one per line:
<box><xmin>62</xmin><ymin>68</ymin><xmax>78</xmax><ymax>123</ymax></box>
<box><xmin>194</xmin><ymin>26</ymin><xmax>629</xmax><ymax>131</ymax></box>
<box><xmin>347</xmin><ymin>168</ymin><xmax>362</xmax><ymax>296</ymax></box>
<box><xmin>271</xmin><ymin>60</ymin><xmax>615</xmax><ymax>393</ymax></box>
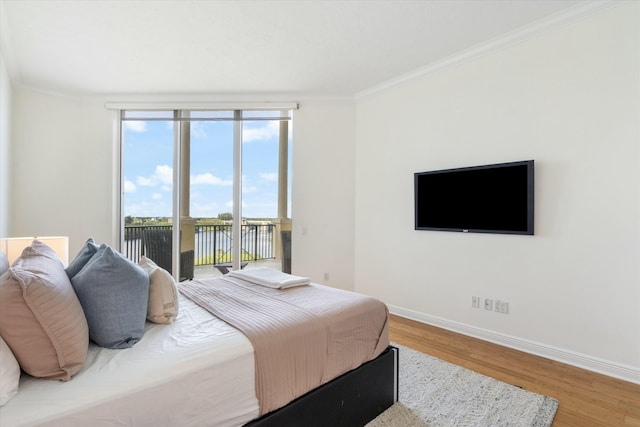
<box><xmin>123</xmin><ymin>224</ymin><xmax>275</xmax><ymax>266</ymax></box>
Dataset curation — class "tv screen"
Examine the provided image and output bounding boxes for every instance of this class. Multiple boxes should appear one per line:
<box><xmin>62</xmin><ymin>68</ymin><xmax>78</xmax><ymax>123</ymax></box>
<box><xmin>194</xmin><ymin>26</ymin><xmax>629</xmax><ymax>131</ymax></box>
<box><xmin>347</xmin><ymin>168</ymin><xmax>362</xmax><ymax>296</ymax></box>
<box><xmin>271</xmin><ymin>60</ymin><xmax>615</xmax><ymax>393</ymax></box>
<box><xmin>414</xmin><ymin>160</ymin><xmax>534</xmax><ymax>235</ymax></box>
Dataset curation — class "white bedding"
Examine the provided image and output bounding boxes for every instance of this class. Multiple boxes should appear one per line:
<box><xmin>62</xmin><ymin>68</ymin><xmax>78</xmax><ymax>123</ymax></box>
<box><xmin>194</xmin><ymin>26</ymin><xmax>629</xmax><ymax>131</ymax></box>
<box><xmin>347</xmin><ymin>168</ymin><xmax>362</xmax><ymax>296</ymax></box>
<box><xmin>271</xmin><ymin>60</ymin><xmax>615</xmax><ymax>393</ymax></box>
<box><xmin>0</xmin><ymin>296</ymin><xmax>260</xmax><ymax>427</ymax></box>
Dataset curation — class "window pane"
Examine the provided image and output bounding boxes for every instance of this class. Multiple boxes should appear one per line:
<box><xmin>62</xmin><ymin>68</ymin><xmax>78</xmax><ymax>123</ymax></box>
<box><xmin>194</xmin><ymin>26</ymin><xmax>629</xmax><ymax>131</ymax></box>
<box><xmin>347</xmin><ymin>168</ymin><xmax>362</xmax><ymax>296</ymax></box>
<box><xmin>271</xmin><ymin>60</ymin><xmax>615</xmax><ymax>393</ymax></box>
<box><xmin>189</xmin><ymin>120</ymin><xmax>235</xmax><ymax>268</ymax></box>
<box><xmin>122</xmin><ymin>120</ymin><xmax>174</xmax><ymax>219</ymax></box>
<box><xmin>241</xmin><ymin>118</ymin><xmax>291</xmax><ymax>268</ymax></box>
<box><xmin>122</xmin><ymin>119</ymin><xmax>180</xmax><ymax>276</ymax></box>
<box><xmin>242</xmin><ymin>119</ymin><xmax>279</xmax><ymax>219</ymax></box>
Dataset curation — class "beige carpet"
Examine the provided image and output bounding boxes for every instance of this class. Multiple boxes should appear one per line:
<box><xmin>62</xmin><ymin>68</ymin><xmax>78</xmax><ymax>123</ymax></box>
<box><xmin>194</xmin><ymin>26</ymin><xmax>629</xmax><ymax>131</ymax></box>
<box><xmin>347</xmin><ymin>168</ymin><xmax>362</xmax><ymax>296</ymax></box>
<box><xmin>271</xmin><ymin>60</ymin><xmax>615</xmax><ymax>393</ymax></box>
<box><xmin>366</xmin><ymin>344</ymin><xmax>558</xmax><ymax>427</ymax></box>
<box><xmin>366</xmin><ymin>402</ymin><xmax>429</xmax><ymax>427</ymax></box>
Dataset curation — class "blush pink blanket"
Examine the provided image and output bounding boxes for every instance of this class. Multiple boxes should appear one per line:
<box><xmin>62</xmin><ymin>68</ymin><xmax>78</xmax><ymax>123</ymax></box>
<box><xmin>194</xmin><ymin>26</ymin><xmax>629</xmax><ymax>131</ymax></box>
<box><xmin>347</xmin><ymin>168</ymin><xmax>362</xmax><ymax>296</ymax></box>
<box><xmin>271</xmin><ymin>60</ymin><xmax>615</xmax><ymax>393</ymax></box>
<box><xmin>179</xmin><ymin>276</ymin><xmax>389</xmax><ymax>415</ymax></box>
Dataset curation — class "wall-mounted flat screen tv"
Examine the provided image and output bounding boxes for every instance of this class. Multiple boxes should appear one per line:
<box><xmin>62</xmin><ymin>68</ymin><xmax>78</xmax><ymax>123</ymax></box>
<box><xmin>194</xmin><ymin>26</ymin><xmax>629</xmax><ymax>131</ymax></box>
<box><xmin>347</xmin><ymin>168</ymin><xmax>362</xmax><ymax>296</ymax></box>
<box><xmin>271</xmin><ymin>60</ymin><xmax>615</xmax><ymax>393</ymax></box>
<box><xmin>414</xmin><ymin>160</ymin><xmax>534</xmax><ymax>235</ymax></box>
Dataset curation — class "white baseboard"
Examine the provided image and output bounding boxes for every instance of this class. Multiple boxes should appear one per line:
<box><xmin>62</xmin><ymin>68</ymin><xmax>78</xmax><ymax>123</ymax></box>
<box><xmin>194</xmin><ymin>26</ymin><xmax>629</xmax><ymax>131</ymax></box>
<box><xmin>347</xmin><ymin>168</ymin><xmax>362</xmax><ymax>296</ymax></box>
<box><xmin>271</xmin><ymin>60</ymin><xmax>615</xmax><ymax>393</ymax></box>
<box><xmin>389</xmin><ymin>304</ymin><xmax>640</xmax><ymax>385</ymax></box>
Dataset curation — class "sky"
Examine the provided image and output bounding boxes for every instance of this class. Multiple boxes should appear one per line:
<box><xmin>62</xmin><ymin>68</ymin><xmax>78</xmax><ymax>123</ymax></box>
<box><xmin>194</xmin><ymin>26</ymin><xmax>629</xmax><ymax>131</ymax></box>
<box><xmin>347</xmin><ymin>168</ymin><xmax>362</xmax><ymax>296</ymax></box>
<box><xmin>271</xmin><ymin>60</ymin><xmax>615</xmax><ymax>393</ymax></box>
<box><xmin>122</xmin><ymin>116</ymin><xmax>292</xmax><ymax>219</ymax></box>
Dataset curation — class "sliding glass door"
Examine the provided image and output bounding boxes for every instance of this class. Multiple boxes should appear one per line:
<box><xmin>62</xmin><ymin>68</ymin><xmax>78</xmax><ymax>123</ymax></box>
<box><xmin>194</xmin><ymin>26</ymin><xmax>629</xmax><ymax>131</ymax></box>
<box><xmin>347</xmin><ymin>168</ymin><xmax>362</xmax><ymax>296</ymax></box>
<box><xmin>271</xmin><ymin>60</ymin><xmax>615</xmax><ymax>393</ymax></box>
<box><xmin>120</xmin><ymin>109</ymin><xmax>292</xmax><ymax>281</ymax></box>
<box><xmin>121</xmin><ymin>111</ymin><xmax>183</xmax><ymax>277</ymax></box>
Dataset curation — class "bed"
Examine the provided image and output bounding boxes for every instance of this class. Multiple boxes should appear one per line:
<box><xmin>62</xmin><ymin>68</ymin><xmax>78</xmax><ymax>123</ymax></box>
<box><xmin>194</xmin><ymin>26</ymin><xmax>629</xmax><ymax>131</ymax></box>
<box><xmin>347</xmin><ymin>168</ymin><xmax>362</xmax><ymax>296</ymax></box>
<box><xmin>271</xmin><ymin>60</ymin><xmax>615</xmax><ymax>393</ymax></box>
<box><xmin>0</xmin><ymin>241</ymin><xmax>397</xmax><ymax>427</ymax></box>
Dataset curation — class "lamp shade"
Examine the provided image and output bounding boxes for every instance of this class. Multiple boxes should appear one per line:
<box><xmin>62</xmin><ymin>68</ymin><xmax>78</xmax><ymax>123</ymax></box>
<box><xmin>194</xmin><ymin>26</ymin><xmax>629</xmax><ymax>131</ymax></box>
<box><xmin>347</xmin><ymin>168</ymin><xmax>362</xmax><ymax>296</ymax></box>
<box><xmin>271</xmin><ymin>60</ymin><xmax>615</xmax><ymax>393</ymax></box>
<box><xmin>0</xmin><ymin>236</ymin><xmax>69</xmax><ymax>266</ymax></box>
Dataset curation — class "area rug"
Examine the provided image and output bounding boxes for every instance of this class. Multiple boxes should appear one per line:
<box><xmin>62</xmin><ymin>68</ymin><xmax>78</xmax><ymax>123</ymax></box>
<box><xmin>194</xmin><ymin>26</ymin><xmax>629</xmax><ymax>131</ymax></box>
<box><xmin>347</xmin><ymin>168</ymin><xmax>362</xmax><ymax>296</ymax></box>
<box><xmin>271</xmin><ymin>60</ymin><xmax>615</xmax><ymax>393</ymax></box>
<box><xmin>366</xmin><ymin>344</ymin><xmax>558</xmax><ymax>427</ymax></box>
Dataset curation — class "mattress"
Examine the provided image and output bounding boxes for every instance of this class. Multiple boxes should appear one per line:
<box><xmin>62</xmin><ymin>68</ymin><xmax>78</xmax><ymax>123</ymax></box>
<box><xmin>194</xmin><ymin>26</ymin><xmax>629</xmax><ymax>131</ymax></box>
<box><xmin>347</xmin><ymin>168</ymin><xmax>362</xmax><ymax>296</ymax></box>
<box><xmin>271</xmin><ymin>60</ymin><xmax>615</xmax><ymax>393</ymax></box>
<box><xmin>0</xmin><ymin>296</ymin><xmax>260</xmax><ymax>427</ymax></box>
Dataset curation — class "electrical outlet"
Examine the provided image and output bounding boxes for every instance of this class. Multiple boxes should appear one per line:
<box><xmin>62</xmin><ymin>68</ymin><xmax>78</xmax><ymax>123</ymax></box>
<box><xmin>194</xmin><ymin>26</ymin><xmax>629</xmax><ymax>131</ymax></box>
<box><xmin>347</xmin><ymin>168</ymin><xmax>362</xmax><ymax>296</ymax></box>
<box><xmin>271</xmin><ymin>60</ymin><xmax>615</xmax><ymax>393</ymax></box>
<box><xmin>323</xmin><ymin>272</ymin><xmax>329</xmax><ymax>281</ymax></box>
<box><xmin>472</xmin><ymin>296</ymin><xmax>480</xmax><ymax>308</ymax></box>
<box><xmin>495</xmin><ymin>300</ymin><xmax>509</xmax><ymax>314</ymax></box>
<box><xmin>484</xmin><ymin>298</ymin><xmax>493</xmax><ymax>311</ymax></box>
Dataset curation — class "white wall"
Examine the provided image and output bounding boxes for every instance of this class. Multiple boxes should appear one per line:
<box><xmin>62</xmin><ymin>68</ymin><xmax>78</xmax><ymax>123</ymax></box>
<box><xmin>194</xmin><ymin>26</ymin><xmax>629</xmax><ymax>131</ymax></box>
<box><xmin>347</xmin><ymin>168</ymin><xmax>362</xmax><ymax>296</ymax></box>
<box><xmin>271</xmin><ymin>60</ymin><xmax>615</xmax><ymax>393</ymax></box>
<box><xmin>12</xmin><ymin>88</ymin><xmax>114</xmax><ymax>254</ymax></box>
<box><xmin>354</xmin><ymin>3</ymin><xmax>639</xmax><ymax>382</ymax></box>
<box><xmin>291</xmin><ymin>100</ymin><xmax>356</xmax><ymax>289</ymax></box>
<box><xmin>0</xmin><ymin>51</ymin><xmax>12</xmax><ymax>237</ymax></box>
<box><xmin>10</xmin><ymin>91</ymin><xmax>358</xmax><ymax>286</ymax></box>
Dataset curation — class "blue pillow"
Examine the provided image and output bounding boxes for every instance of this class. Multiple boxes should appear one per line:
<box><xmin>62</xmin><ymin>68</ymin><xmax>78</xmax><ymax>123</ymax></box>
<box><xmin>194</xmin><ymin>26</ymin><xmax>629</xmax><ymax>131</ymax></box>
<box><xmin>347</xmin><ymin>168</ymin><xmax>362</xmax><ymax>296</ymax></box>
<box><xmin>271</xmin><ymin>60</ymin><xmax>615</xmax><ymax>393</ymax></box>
<box><xmin>65</xmin><ymin>238</ymin><xmax>103</xmax><ymax>279</ymax></box>
<box><xmin>71</xmin><ymin>245</ymin><xmax>149</xmax><ymax>349</ymax></box>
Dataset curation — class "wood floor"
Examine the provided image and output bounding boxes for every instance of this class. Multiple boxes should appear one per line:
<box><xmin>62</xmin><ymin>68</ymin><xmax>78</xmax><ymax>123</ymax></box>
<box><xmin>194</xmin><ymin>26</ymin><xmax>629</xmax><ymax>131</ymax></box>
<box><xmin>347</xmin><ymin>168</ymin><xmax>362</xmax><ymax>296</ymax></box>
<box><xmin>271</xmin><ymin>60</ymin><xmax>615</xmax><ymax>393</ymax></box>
<box><xmin>389</xmin><ymin>314</ymin><xmax>640</xmax><ymax>426</ymax></box>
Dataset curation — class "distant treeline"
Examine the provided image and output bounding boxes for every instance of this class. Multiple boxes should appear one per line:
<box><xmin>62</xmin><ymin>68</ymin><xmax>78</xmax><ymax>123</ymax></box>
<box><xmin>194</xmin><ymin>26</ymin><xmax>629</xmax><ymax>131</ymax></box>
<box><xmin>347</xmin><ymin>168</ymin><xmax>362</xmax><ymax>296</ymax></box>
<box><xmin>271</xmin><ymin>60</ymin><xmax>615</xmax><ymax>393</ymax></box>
<box><xmin>124</xmin><ymin>214</ymin><xmax>274</xmax><ymax>226</ymax></box>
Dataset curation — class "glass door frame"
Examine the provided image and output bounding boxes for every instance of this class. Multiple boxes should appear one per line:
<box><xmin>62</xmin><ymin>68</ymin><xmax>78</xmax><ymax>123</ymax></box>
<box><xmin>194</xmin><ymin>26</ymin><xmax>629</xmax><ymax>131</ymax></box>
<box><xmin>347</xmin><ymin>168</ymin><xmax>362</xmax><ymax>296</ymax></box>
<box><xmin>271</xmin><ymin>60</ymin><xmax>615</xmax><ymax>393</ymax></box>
<box><xmin>116</xmin><ymin>103</ymin><xmax>296</xmax><ymax>281</ymax></box>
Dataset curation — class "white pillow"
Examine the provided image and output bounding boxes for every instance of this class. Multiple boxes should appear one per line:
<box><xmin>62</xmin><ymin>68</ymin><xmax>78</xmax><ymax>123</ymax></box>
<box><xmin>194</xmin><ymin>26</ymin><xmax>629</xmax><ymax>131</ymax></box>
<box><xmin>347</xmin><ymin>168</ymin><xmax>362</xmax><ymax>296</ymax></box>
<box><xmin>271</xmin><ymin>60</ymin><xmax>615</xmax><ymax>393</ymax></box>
<box><xmin>0</xmin><ymin>336</ymin><xmax>20</xmax><ymax>406</ymax></box>
<box><xmin>139</xmin><ymin>256</ymin><xmax>179</xmax><ymax>324</ymax></box>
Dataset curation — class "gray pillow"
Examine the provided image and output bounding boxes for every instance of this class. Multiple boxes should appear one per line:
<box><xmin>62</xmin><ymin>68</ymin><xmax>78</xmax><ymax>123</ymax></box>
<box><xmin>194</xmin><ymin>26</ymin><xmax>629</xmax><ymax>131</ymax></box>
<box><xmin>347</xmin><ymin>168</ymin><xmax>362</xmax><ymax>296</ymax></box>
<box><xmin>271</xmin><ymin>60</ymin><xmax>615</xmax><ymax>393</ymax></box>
<box><xmin>0</xmin><ymin>251</ymin><xmax>8</xmax><ymax>276</ymax></box>
<box><xmin>65</xmin><ymin>238</ymin><xmax>103</xmax><ymax>279</ymax></box>
<box><xmin>71</xmin><ymin>245</ymin><xmax>149</xmax><ymax>349</ymax></box>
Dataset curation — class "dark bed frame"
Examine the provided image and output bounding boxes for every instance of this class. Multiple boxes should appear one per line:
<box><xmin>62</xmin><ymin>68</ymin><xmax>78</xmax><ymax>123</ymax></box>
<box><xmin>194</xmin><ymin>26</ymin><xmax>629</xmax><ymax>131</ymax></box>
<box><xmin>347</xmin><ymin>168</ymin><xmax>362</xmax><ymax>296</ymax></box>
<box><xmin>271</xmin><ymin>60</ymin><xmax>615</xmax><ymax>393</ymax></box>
<box><xmin>245</xmin><ymin>346</ymin><xmax>399</xmax><ymax>427</ymax></box>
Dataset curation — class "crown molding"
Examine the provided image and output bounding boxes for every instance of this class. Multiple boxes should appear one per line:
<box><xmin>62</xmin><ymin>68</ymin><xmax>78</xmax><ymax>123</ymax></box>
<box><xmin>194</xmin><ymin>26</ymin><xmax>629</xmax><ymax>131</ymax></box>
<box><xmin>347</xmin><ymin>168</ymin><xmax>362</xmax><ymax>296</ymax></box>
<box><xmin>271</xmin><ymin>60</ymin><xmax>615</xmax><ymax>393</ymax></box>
<box><xmin>356</xmin><ymin>0</ymin><xmax>621</xmax><ymax>100</ymax></box>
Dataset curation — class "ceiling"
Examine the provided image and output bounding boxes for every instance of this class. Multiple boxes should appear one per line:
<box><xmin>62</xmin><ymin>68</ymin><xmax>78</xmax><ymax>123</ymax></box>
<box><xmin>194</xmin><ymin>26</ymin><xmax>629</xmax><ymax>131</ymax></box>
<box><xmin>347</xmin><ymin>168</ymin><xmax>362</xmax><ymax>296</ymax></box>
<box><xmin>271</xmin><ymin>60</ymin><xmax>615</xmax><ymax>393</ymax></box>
<box><xmin>1</xmin><ymin>0</ymin><xmax>590</xmax><ymax>98</ymax></box>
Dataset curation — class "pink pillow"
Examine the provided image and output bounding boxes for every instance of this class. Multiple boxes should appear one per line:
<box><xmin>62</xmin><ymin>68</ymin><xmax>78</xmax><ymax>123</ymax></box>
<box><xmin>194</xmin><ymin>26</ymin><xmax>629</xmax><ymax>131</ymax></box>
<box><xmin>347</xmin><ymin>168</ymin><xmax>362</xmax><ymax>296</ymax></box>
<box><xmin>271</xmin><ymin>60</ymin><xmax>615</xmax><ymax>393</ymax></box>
<box><xmin>0</xmin><ymin>240</ymin><xmax>89</xmax><ymax>380</ymax></box>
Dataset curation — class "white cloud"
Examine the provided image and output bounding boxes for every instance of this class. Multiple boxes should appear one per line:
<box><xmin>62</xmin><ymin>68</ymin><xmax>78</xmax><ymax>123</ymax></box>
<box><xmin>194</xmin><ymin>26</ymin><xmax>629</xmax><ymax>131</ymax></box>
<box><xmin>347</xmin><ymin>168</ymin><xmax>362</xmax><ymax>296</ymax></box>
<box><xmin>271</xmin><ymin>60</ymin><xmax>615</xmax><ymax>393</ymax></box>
<box><xmin>155</xmin><ymin>165</ymin><xmax>173</xmax><ymax>185</ymax></box>
<box><xmin>260</xmin><ymin>172</ymin><xmax>278</xmax><ymax>182</ymax></box>
<box><xmin>123</xmin><ymin>179</ymin><xmax>136</xmax><ymax>193</ymax></box>
<box><xmin>124</xmin><ymin>200</ymin><xmax>171</xmax><ymax>217</ymax></box>
<box><xmin>123</xmin><ymin>121</ymin><xmax>147</xmax><ymax>133</ymax></box>
<box><xmin>190</xmin><ymin>121</ymin><xmax>207</xmax><ymax>139</ymax></box>
<box><xmin>190</xmin><ymin>201</ymin><xmax>220</xmax><ymax>218</ymax></box>
<box><xmin>243</xmin><ymin>121</ymin><xmax>280</xmax><ymax>142</ymax></box>
<box><xmin>191</xmin><ymin>172</ymin><xmax>233</xmax><ymax>186</ymax></box>
<box><xmin>137</xmin><ymin>176</ymin><xmax>154</xmax><ymax>186</ymax></box>
<box><xmin>136</xmin><ymin>165</ymin><xmax>173</xmax><ymax>187</ymax></box>
<box><xmin>240</xmin><ymin>174</ymin><xmax>257</xmax><ymax>193</ymax></box>
<box><xmin>240</xmin><ymin>201</ymin><xmax>277</xmax><ymax>218</ymax></box>
<box><xmin>151</xmin><ymin>193</ymin><xmax>162</xmax><ymax>200</ymax></box>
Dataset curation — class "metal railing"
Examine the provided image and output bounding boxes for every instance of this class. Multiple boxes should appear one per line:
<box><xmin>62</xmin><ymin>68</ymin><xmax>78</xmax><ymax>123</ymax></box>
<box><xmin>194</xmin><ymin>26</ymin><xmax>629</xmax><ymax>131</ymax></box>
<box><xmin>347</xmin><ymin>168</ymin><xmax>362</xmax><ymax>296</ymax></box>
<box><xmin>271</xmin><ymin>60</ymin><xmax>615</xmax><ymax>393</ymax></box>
<box><xmin>123</xmin><ymin>224</ymin><xmax>275</xmax><ymax>265</ymax></box>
